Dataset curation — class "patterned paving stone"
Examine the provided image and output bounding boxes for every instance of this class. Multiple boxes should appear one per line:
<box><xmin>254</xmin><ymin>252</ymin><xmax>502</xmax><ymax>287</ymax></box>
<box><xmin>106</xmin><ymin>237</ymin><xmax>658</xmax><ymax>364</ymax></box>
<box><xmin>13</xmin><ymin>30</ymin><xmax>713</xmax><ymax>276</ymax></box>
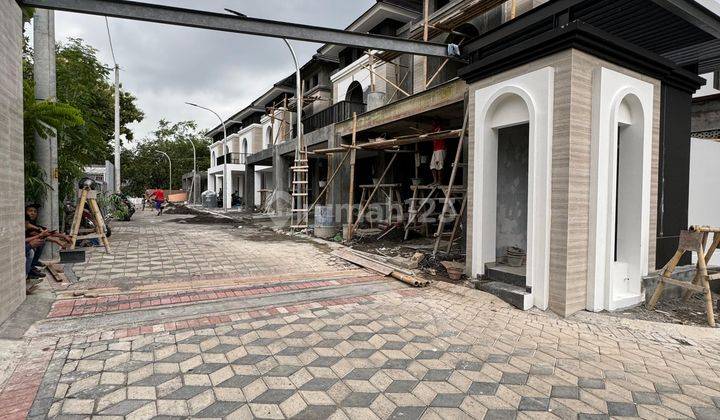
<box><xmin>606</xmin><ymin>401</ymin><xmax>638</xmax><ymax>417</ymax></box>
<box><xmin>342</xmin><ymin>392</ymin><xmax>379</xmax><ymax>407</ymax></box>
<box><xmin>578</xmin><ymin>378</ymin><xmax>605</xmax><ymax>389</ymax></box>
<box><xmin>499</xmin><ymin>372</ymin><xmax>527</xmax><ymax>385</ymax></box>
<box><xmin>388</xmin><ymin>406</ymin><xmax>426</xmax><ymax>420</ymax></box>
<box><xmin>194</xmin><ymin>401</ymin><xmax>245</xmax><ymax>417</ymax></box>
<box><xmin>518</xmin><ymin>396</ymin><xmax>550</xmax><ymax>411</ymax></box>
<box><xmin>300</xmin><ymin>377</ymin><xmax>338</xmax><ymax>391</ymax></box>
<box><xmin>550</xmin><ymin>385</ymin><xmax>580</xmax><ymax>399</ymax></box>
<box><xmin>253</xmin><ymin>389</ymin><xmax>295</xmax><ymax>404</ymax></box>
<box><xmin>218</xmin><ymin>375</ymin><xmax>259</xmax><ymax>388</ymax></box>
<box><xmin>467</xmin><ymin>382</ymin><xmax>499</xmax><ymax>396</ymax></box>
<box><xmin>483</xmin><ymin>409</ymin><xmax>518</xmax><ymax>419</ymax></box>
<box><xmin>632</xmin><ymin>391</ymin><xmax>661</xmax><ymax>405</ymax></box>
<box><xmin>429</xmin><ymin>393</ymin><xmax>465</xmax><ymax>408</ymax></box>
<box><xmin>100</xmin><ymin>399</ymin><xmax>152</xmax><ymax>415</ymax></box>
<box><xmin>16</xmin><ymin>215</ymin><xmax>720</xmax><ymax>420</ymax></box>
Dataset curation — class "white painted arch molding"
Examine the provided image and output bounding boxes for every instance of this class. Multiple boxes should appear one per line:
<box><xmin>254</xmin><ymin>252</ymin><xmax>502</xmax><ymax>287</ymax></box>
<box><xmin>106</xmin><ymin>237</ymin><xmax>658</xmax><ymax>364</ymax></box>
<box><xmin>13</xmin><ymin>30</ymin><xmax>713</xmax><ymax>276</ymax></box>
<box><xmin>587</xmin><ymin>67</ymin><xmax>654</xmax><ymax>312</ymax></box>
<box><xmin>471</xmin><ymin>67</ymin><xmax>555</xmax><ymax>311</ymax></box>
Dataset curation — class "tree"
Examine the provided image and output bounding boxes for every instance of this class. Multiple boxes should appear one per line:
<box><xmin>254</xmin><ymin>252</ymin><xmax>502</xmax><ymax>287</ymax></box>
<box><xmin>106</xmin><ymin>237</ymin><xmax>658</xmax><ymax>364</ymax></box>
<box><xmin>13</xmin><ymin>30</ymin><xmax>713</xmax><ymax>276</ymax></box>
<box><xmin>122</xmin><ymin>120</ymin><xmax>211</xmax><ymax>197</ymax></box>
<box><xmin>23</xmin><ymin>36</ymin><xmax>145</xmax><ymax>204</ymax></box>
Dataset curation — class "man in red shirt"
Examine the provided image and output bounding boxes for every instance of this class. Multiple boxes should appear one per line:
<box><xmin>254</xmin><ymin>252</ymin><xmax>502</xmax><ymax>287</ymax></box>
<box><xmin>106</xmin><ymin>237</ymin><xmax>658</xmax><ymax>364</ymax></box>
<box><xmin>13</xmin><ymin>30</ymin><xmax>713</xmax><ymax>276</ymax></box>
<box><xmin>430</xmin><ymin>119</ymin><xmax>446</xmax><ymax>186</ymax></box>
<box><xmin>151</xmin><ymin>188</ymin><xmax>165</xmax><ymax>216</ymax></box>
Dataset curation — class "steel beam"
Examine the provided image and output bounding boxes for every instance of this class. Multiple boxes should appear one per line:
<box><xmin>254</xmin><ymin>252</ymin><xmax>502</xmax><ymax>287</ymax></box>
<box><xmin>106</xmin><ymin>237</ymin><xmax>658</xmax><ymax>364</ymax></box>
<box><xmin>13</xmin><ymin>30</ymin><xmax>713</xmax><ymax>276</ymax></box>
<box><xmin>19</xmin><ymin>0</ymin><xmax>451</xmax><ymax>57</ymax></box>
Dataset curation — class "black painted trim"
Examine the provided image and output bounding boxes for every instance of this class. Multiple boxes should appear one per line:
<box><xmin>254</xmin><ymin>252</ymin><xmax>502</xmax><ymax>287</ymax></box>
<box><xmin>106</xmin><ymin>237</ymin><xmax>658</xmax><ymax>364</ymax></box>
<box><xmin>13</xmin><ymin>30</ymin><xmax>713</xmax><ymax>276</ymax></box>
<box><xmin>459</xmin><ymin>20</ymin><xmax>704</xmax><ymax>92</ymax></box>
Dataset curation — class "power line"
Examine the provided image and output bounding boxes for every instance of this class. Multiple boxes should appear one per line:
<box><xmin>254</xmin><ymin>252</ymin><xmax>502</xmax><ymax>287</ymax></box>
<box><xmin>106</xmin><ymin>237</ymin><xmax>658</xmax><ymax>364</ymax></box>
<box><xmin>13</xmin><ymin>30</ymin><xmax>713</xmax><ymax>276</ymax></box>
<box><xmin>104</xmin><ymin>16</ymin><xmax>117</xmax><ymax>68</ymax></box>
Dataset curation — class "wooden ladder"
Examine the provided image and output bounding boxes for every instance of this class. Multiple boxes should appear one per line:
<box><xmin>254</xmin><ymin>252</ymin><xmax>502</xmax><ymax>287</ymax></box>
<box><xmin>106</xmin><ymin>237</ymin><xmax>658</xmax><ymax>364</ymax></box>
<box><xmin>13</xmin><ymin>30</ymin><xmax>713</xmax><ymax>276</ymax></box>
<box><xmin>432</xmin><ymin>106</ymin><xmax>470</xmax><ymax>256</ymax></box>
<box><xmin>647</xmin><ymin>226</ymin><xmax>720</xmax><ymax>327</ymax></box>
<box><xmin>290</xmin><ymin>149</ymin><xmax>309</xmax><ymax>230</ymax></box>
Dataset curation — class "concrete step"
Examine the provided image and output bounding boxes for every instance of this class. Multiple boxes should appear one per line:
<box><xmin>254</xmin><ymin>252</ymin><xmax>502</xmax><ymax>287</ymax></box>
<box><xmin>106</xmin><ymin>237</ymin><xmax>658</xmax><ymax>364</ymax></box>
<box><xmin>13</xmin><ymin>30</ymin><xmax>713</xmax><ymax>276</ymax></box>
<box><xmin>478</xmin><ymin>281</ymin><xmax>532</xmax><ymax>310</ymax></box>
<box><xmin>485</xmin><ymin>262</ymin><xmax>526</xmax><ymax>287</ymax></box>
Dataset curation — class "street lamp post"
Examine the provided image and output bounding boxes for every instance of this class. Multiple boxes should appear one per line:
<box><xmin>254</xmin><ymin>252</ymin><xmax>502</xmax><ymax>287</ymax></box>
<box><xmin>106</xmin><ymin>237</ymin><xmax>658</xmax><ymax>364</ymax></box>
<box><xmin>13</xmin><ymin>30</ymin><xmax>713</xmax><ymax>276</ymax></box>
<box><xmin>187</xmin><ymin>102</ymin><xmax>229</xmax><ymax>210</ymax></box>
<box><xmin>158</xmin><ymin>151</ymin><xmax>172</xmax><ymax>192</ymax></box>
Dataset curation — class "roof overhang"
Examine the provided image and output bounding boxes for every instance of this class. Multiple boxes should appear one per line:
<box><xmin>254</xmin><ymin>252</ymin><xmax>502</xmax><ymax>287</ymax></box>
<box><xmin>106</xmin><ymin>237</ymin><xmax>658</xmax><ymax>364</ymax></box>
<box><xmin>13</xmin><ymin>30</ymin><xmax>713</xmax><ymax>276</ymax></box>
<box><xmin>461</xmin><ymin>0</ymin><xmax>718</xmax><ymax>91</ymax></box>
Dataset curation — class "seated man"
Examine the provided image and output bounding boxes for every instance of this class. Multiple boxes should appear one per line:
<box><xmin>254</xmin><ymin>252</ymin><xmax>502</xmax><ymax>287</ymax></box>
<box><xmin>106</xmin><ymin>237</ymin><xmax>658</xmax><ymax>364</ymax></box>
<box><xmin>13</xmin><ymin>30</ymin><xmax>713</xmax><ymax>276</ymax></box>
<box><xmin>25</xmin><ymin>204</ymin><xmax>72</xmax><ymax>249</ymax></box>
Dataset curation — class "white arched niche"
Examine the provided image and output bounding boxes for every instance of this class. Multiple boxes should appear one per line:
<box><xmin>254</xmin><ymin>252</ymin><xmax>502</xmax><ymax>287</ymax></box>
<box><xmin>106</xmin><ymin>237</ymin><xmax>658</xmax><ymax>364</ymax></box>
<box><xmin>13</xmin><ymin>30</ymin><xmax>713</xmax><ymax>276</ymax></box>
<box><xmin>264</xmin><ymin>126</ymin><xmax>272</xmax><ymax>149</ymax></box>
<box><xmin>472</xmin><ymin>67</ymin><xmax>554</xmax><ymax>310</ymax></box>
<box><xmin>587</xmin><ymin>68</ymin><xmax>654</xmax><ymax>312</ymax></box>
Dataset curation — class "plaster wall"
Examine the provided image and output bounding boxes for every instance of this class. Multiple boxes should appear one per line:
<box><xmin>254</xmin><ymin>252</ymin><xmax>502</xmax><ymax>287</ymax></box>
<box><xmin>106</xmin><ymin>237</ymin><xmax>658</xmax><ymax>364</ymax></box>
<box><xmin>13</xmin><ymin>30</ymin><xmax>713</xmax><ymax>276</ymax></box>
<box><xmin>689</xmin><ymin>138</ymin><xmax>720</xmax><ymax>266</ymax></box>
<box><xmin>331</xmin><ymin>55</ymin><xmax>395</xmax><ymax>105</ymax></box>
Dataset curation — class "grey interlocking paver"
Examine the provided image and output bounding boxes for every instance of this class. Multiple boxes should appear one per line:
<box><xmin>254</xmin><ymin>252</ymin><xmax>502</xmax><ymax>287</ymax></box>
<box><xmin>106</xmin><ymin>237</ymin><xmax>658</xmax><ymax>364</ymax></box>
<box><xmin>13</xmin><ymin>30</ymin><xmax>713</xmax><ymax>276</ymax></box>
<box><xmin>18</xmin><ymin>212</ymin><xmax>720</xmax><ymax>420</ymax></box>
<box><xmin>606</xmin><ymin>401</ymin><xmax>638</xmax><ymax>417</ymax></box>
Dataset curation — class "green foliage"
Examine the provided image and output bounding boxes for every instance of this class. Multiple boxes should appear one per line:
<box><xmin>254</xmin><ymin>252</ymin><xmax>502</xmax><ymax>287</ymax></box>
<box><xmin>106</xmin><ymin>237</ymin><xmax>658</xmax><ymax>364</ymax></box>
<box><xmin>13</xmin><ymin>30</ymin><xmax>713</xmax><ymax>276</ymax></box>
<box><xmin>108</xmin><ymin>193</ymin><xmax>131</xmax><ymax>221</ymax></box>
<box><xmin>122</xmin><ymin>120</ymin><xmax>211</xmax><ymax>197</ymax></box>
<box><xmin>23</xmin><ymin>78</ymin><xmax>84</xmax><ymax>205</ymax></box>
<box><xmin>23</xmin><ymin>35</ymin><xmax>144</xmax><ymax>206</ymax></box>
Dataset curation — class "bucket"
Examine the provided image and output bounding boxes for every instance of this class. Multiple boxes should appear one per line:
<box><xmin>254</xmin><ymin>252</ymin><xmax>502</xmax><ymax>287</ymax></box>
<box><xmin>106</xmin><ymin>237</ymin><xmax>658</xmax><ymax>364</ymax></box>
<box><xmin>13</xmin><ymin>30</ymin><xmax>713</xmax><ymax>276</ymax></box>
<box><xmin>314</xmin><ymin>205</ymin><xmax>337</xmax><ymax>239</ymax></box>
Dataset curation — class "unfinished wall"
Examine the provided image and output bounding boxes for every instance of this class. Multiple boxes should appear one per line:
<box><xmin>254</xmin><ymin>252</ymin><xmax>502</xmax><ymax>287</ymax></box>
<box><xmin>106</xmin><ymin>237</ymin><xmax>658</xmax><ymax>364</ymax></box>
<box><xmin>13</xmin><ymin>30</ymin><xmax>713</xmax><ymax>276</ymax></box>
<box><xmin>0</xmin><ymin>0</ymin><xmax>25</xmax><ymax>324</ymax></box>
<box><xmin>495</xmin><ymin>124</ymin><xmax>529</xmax><ymax>259</ymax></box>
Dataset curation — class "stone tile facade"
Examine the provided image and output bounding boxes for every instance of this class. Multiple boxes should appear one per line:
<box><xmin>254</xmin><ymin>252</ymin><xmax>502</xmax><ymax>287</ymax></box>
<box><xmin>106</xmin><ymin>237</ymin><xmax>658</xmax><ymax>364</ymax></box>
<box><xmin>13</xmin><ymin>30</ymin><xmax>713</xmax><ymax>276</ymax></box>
<box><xmin>0</xmin><ymin>0</ymin><xmax>25</xmax><ymax>324</ymax></box>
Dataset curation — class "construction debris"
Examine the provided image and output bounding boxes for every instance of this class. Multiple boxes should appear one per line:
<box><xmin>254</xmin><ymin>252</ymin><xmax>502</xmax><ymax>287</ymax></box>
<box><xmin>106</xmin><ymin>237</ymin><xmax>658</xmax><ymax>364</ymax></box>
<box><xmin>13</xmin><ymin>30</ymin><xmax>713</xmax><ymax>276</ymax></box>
<box><xmin>331</xmin><ymin>248</ymin><xmax>431</xmax><ymax>287</ymax></box>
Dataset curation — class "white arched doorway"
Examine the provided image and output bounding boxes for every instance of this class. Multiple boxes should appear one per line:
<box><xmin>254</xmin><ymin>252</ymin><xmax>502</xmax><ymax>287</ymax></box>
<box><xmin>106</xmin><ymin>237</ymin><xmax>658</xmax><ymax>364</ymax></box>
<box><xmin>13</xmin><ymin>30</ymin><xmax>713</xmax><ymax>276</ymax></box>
<box><xmin>588</xmin><ymin>68</ymin><xmax>654</xmax><ymax>311</ymax></box>
<box><xmin>472</xmin><ymin>68</ymin><xmax>554</xmax><ymax>310</ymax></box>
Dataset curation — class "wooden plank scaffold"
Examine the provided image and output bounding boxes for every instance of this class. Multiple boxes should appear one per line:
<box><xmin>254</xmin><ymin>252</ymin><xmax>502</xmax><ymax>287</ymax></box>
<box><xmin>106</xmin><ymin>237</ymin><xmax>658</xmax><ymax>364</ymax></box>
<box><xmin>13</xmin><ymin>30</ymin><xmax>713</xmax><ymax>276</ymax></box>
<box><xmin>69</xmin><ymin>187</ymin><xmax>111</xmax><ymax>253</ymax></box>
<box><xmin>647</xmin><ymin>226</ymin><xmax>720</xmax><ymax>327</ymax></box>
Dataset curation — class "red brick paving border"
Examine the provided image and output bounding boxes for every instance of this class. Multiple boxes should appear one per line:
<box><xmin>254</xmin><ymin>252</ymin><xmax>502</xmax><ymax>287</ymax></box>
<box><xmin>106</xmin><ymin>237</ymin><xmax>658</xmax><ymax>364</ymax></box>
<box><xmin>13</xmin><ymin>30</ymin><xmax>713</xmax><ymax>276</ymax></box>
<box><xmin>48</xmin><ymin>275</ymin><xmax>386</xmax><ymax>318</ymax></box>
<box><xmin>53</xmin><ymin>287</ymin><xmax>423</xmax><ymax>348</ymax></box>
<box><xmin>0</xmin><ymin>340</ymin><xmax>55</xmax><ymax>420</ymax></box>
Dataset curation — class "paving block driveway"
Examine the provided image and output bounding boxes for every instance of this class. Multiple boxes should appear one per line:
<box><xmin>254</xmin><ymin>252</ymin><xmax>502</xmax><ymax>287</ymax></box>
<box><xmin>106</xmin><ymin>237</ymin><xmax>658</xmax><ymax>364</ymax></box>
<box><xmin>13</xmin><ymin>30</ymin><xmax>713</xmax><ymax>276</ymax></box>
<box><xmin>3</xmin><ymin>210</ymin><xmax>720</xmax><ymax>419</ymax></box>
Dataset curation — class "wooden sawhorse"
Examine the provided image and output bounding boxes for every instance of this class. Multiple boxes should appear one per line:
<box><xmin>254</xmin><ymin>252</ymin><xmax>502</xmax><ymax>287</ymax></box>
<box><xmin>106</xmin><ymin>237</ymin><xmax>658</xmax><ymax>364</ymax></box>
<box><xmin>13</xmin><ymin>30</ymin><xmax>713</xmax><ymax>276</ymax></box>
<box><xmin>647</xmin><ymin>226</ymin><xmax>720</xmax><ymax>327</ymax></box>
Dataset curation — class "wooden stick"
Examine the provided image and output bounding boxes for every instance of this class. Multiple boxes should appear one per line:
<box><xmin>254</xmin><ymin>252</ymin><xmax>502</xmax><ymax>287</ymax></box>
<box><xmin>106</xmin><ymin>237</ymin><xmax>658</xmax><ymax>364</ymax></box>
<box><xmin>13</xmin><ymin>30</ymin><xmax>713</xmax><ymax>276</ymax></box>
<box><xmin>308</xmin><ymin>149</ymin><xmax>351</xmax><ymax>214</ymax></box>
<box><xmin>346</xmin><ymin>114</ymin><xmax>358</xmax><ymax>241</ymax></box>
<box><xmin>387</xmin><ymin>69</ymin><xmax>410</xmax><ymax>103</ymax></box>
<box><xmin>69</xmin><ymin>188</ymin><xmax>88</xmax><ymax>250</ymax></box>
<box><xmin>433</xmin><ymin>106</ymin><xmax>470</xmax><ymax>256</ymax></box>
<box><xmin>352</xmin><ymin>153</ymin><xmax>398</xmax><ymax>233</ymax></box>
<box><xmin>361</xmin><ymin>63</ymin><xmax>410</xmax><ymax>97</ymax></box>
<box><xmin>445</xmin><ymin>195</ymin><xmax>467</xmax><ymax>254</ymax></box>
<box><xmin>422</xmin><ymin>0</ymin><xmax>429</xmax><ymax>86</ymax></box>
<box><xmin>425</xmin><ymin>58</ymin><xmax>449</xmax><ymax>88</ymax></box>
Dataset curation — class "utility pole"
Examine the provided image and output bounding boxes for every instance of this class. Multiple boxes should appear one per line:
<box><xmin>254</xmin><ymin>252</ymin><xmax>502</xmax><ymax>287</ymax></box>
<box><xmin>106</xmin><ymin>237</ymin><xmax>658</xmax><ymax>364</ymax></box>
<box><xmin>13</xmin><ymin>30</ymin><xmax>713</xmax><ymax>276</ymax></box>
<box><xmin>33</xmin><ymin>9</ymin><xmax>59</xmax><ymax>260</ymax></box>
<box><xmin>106</xmin><ymin>17</ymin><xmax>121</xmax><ymax>193</ymax></box>
<box><xmin>113</xmin><ymin>64</ymin><xmax>120</xmax><ymax>192</ymax></box>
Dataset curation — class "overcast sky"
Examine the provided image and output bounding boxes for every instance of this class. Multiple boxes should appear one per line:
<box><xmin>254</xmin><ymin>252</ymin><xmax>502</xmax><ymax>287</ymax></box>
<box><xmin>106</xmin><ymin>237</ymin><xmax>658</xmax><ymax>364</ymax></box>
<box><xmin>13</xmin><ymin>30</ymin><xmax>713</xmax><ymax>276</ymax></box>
<box><xmin>52</xmin><ymin>0</ymin><xmax>375</xmax><ymax>143</ymax></box>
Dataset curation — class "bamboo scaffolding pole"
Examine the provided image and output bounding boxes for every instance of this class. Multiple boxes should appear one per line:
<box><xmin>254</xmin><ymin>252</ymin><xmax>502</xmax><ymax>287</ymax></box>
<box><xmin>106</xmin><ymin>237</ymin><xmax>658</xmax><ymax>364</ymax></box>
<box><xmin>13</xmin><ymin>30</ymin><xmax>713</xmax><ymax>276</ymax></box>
<box><xmin>307</xmin><ymin>149</ymin><xmax>351</xmax><ymax>214</ymax></box>
<box><xmin>433</xmin><ymin>105</ymin><xmax>470</xmax><ymax>256</ymax></box>
<box><xmin>361</xmin><ymin>62</ymin><xmax>410</xmax><ymax>97</ymax></box>
<box><xmin>346</xmin><ymin>114</ymin><xmax>358</xmax><ymax>240</ymax></box>
<box><xmin>426</xmin><ymin>58</ymin><xmax>450</xmax><ymax>88</ymax></box>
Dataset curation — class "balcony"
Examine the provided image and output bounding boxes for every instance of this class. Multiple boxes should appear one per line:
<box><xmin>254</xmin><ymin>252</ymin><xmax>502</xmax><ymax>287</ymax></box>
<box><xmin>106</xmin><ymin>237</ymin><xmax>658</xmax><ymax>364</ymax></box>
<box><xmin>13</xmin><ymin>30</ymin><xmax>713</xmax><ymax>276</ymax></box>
<box><xmin>215</xmin><ymin>152</ymin><xmax>247</xmax><ymax>166</ymax></box>
<box><xmin>302</xmin><ymin>101</ymin><xmax>366</xmax><ymax>135</ymax></box>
